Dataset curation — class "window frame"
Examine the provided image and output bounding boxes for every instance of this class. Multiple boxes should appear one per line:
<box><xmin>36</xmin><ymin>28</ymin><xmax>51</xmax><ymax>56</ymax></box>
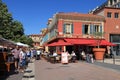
<box><xmin>84</xmin><ymin>24</ymin><xmax>89</xmax><ymax>34</ymax></box>
<box><xmin>63</xmin><ymin>22</ymin><xmax>73</xmax><ymax>34</ymax></box>
<box><xmin>114</xmin><ymin>12</ymin><xmax>119</xmax><ymax>18</ymax></box>
<box><xmin>82</xmin><ymin>24</ymin><xmax>103</xmax><ymax>35</ymax></box>
<box><xmin>94</xmin><ymin>25</ymin><xmax>100</xmax><ymax>33</ymax></box>
<box><xmin>107</xmin><ymin>12</ymin><xmax>112</xmax><ymax>18</ymax></box>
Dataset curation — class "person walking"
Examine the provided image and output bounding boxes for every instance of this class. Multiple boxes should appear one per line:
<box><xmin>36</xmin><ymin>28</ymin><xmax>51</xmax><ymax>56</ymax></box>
<box><xmin>19</xmin><ymin>48</ymin><xmax>27</xmax><ymax>72</ymax></box>
<box><xmin>26</xmin><ymin>48</ymin><xmax>31</xmax><ymax>62</ymax></box>
<box><xmin>33</xmin><ymin>48</ymin><xmax>37</xmax><ymax>59</ymax></box>
<box><xmin>36</xmin><ymin>49</ymin><xmax>41</xmax><ymax>60</ymax></box>
<box><xmin>11</xmin><ymin>46</ymin><xmax>20</xmax><ymax>72</ymax></box>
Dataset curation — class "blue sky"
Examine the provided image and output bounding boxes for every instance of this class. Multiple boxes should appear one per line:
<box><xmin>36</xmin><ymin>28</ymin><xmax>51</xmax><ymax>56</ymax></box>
<box><xmin>2</xmin><ymin>0</ymin><xmax>106</xmax><ymax>35</ymax></box>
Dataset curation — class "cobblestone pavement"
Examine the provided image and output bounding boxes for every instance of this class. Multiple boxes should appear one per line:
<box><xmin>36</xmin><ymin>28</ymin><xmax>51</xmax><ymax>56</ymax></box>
<box><xmin>22</xmin><ymin>61</ymin><xmax>35</xmax><ymax>80</ymax></box>
<box><xmin>4</xmin><ymin>59</ymin><xmax>35</xmax><ymax>80</ymax></box>
<box><xmin>35</xmin><ymin>60</ymin><xmax>120</xmax><ymax>80</ymax></box>
<box><xmin>94</xmin><ymin>61</ymin><xmax>120</xmax><ymax>72</ymax></box>
<box><xmin>97</xmin><ymin>57</ymin><xmax>120</xmax><ymax>66</ymax></box>
<box><xmin>4</xmin><ymin>58</ymin><xmax>120</xmax><ymax>80</ymax></box>
<box><xmin>6</xmin><ymin>72</ymin><xmax>24</xmax><ymax>80</ymax></box>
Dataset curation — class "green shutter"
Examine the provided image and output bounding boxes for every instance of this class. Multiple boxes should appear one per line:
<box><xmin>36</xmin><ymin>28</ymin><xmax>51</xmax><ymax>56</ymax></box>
<box><xmin>63</xmin><ymin>24</ymin><xmax>66</xmax><ymax>33</ymax></box>
<box><xmin>100</xmin><ymin>25</ymin><xmax>102</xmax><ymax>32</ymax></box>
<box><xmin>93</xmin><ymin>25</ymin><xmax>95</xmax><ymax>33</ymax></box>
<box><xmin>82</xmin><ymin>24</ymin><xmax>85</xmax><ymax>34</ymax></box>
<box><xmin>90</xmin><ymin>24</ymin><xmax>93</xmax><ymax>34</ymax></box>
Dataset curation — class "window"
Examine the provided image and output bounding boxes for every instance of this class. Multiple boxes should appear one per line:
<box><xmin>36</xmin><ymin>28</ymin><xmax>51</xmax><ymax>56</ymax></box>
<box><xmin>107</xmin><ymin>12</ymin><xmax>112</xmax><ymax>18</ymax></box>
<box><xmin>93</xmin><ymin>25</ymin><xmax>103</xmax><ymax>34</ymax></box>
<box><xmin>63</xmin><ymin>23</ymin><xmax>73</xmax><ymax>34</ymax></box>
<box><xmin>84</xmin><ymin>25</ymin><xmax>89</xmax><ymax>34</ymax></box>
<box><xmin>82</xmin><ymin>24</ymin><xmax>103</xmax><ymax>35</ymax></box>
<box><xmin>82</xmin><ymin>24</ymin><xmax>89</xmax><ymax>34</ymax></box>
<box><xmin>110</xmin><ymin>34</ymin><xmax>120</xmax><ymax>43</ymax></box>
<box><xmin>94</xmin><ymin>25</ymin><xmax>99</xmax><ymax>33</ymax></box>
<box><xmin>115</xmin><ymin>13</ymin><xmax>119</xmax><ymax>18</ymax></box>
<box><xmin>66</xmin><ymin>24</ymin><xmax>71</xmax><ymax>33</ymax></box>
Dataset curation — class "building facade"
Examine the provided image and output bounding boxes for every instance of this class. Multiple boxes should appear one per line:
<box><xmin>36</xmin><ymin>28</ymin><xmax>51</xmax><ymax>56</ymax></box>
<box><xmin>90</xmin><ymin>0</ymin><xmax>120</xmax><ymax>56</ymax></box>
<box><xmin>41</xmin><ymin>13</ymin><xmax>106</xmax><ymax>54</ymax></box>
<box><xmin>28</xmin><ymin>34</ymin><xmax>42</xmax><ymax>49</ymax></box>
<box><xmin>41</xmin><ymin>0</ymin><xmax>120</xmax><ymax>56</ymax></box>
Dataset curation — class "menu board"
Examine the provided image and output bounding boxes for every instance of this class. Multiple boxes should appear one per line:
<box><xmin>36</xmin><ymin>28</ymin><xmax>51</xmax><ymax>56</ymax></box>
<box><xmin>61</xmin><ymin>52</ymin><xmax>68</xmax><ymax>64</ymax></box>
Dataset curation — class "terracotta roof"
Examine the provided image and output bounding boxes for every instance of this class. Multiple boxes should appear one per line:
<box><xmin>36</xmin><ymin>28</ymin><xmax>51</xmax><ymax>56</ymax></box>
<box><xmin>56</xmin><ymin>12</ymin><xmax>105</xmax><ymax>21</ymax></box>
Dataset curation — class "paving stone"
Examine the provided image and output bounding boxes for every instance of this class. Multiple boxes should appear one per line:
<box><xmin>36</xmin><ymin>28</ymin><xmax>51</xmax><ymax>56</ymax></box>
<box><xmin>35</xmin><ymin>60</ymin><xmax>120</xmax><ymax>80</ymax></box>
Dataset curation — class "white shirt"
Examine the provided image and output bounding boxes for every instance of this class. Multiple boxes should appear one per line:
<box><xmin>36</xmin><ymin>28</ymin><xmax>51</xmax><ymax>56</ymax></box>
<box><xmin>71</xmin><ymin>52</ymin><xmax>76</xmax><ymax>56</ymax></box>
<box><xmin>53</xmin><ymin>52</ymin><xmax>57</xmax><ymax>56</ymax></box>
<box><xmin>37</xmin><ymin>50</ymin><xmax>41</xmax><ymax>55</ymax></box>
<box><xmin>19</xmin><ymin>51</ymin><xmax>26</xmax><ymax>60</ymax></box>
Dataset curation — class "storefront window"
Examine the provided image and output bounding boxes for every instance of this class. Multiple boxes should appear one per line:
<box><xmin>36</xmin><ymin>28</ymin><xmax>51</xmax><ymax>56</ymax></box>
<box><xmin>110</xmin><ymin>34</ymin><xmax>120</xmax><ymax>43</ymax></box>
<box><xmin>110</xmin><ymin>34</ymin><xmax>120</xmax><ymax>56</ymax></box>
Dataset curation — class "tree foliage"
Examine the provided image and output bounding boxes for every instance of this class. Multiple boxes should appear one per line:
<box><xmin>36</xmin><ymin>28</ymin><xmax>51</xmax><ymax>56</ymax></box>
<box><xmin>11</xmin><ymin>20</ymin><xmax>24</xmax><ymax>41</ymax></box>
<box><xmin>0</xmin><ymin>0</ymin><xmax>33</xmax><ymax>46</ymax></box>
<box><xmin>0</xmin><ymin>0</ymin><xmax>13</xmax><ymax>38</ymax></box>
<box><xmin>19</xmin><ymin>35</ymin><xmax>33</xmax><ymax>47</ymax></box>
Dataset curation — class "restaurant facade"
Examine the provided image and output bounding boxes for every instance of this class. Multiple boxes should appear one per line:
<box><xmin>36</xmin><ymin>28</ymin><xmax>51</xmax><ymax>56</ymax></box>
<box><xmin>41</xmin><ymin>1</ymin><xmax>120</xmax><ymax>56</ymax></box>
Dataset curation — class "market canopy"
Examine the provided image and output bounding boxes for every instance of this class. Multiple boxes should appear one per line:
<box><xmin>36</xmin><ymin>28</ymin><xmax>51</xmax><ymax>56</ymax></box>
<box><xmin>0</xmin><ymin>37</ymin><xmax>16</xmax><ymax>47</ymax></box>
<box><xmin>16</xmin><ymin>42</ymin><xmax>29</xmax><ymax>47</ymax></box>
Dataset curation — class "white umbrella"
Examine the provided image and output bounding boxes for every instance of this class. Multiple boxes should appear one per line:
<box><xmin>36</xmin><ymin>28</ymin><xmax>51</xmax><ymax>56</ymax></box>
<box><xmin>16</xmin><ymin>42</ymin><xmax>29</xmax><ymax>47</ymax></box>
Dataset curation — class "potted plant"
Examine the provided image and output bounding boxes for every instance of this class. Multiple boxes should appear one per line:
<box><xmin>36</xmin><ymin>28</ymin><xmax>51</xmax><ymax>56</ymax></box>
<box><xmin>92</xmin><ymin>32</ymin><xmax>106</xmax><ymax>60</ymax></box>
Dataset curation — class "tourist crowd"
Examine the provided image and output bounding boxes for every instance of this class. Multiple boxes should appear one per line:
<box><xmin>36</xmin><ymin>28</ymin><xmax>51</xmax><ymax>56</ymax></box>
<box><xmin>10</xmin><ymin>46</ymin><xmax>41</xmax><ymax>72</ymax></box>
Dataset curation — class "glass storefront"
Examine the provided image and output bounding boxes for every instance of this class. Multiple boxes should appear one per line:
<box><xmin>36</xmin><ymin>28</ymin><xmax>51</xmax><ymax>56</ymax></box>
<box><xmin>110</xmin><ymin>34</ymin><xmax>120</xmax><ymax>56</ymax></box>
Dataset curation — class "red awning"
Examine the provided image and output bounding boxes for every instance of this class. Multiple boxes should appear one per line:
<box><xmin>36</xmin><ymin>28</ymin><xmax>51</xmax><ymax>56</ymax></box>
<box><xmin>64</xmin><ymin>38</ymin><xmax>93</xmax><ymax>45</ymax></box>
<box><xmin>47</xmin><ymin>39</ymin><xmax>72</xmax><ymax>46</ymax></box>
<box><xmin>47</xmin><ymin>38</ymin><xmax>116</xmax><ymax>46</ymax></box>
<box><xmin>89</xmin><ymin>39</ymin><xmax>116</xmax><ymax>46</ymax></box>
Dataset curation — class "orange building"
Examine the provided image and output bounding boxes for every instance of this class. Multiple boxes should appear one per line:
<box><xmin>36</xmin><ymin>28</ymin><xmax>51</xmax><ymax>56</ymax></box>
<box><xmin>28</xmin><ymin>34</ymin><xmax>42</xmax><ymax>49</ymax></box>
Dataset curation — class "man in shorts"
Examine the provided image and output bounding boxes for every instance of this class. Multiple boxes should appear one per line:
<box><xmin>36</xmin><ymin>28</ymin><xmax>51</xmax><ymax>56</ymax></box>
<box><xmin>12</xmin><ymin>46</ymin><xmax>20</xmax><ymax>71</ymax></box>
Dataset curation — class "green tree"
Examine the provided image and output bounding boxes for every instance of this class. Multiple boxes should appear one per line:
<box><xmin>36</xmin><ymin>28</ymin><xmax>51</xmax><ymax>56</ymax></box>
<box><xmin>0</xmin><ymin>0</ymin><xmax>34</xmax><ymax>46</ymax></box>
<box><xmin>19</xmin><ymin>35</ymin><xmax>33</xmax><ymax>47</ymax></box>
<box><xmin>0</xmin><ymin>0</ymin><xmax>13</xmax><ymax>39</ymax></box>
<box><xmin>11</xmin><ymin>20</ymin><xmax>24</xmax><ymax>41</ymax></box>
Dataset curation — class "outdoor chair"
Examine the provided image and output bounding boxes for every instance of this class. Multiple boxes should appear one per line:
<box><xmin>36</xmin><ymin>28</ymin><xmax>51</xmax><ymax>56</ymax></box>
<box><xmin>71</xmin><ymin>56</ymin><xmax>76</xmax><ymax>63</ymax></box>
<box><xmin>55</xmin><ymin>56</ymin><xmax>61</xmax><ymax>63</ymax></box>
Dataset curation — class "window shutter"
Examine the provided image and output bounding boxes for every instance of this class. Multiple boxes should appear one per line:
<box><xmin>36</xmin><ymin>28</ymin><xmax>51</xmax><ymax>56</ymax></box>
<box><xmin>93</xmin><ymin>25</ymin><xmax>95</xmax><ymax>33</ymax></box>
<box><xmin>82</xmin><ymin>24</ymin><xmax>85</xmax><ymax>34</ymax></box>
<box><xmin>63</xmin><ymin>24</ymin><xmax>66</xmax><ymax>33</ymax></box>
<box><xmin>100</xmin><ymin>25</ymin><xmax>102</xmax><ymax>32</ymax></box>
<box><xmin>90</xmin><ymin>24</ymin><xmax>93</xmax><ymax>34</ymax></box>
<box><xmin>71</xmin><ymin>24</ymin><xmax>73</xmax><ymax>34</ymax></box>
